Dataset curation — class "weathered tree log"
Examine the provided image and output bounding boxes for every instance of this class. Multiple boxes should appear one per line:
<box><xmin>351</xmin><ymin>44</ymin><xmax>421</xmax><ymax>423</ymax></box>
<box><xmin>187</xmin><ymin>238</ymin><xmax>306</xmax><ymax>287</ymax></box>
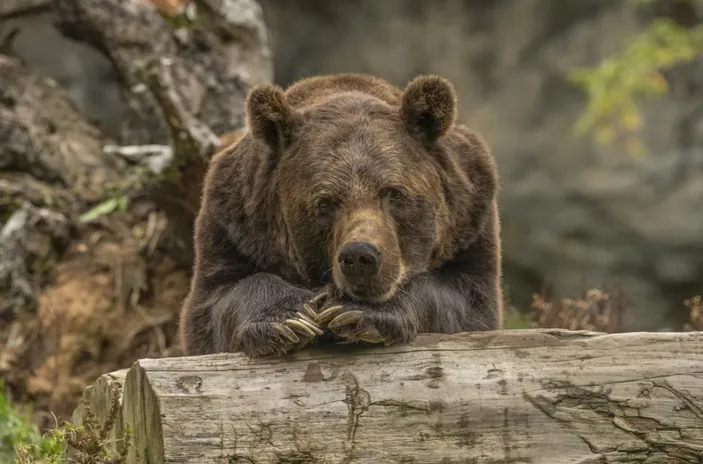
<box><xmin>72</xmin><ymin>329</ymin><xmax>703</xmax><ymax>463</ymax></box>
<box><xmin>0</xmin><ymin>0</ymin><xmax>50</xmax><ymax>18</ymax></box>
<box><xmin>54</xmin><ymin>0</ymin><xmax>271</xmax><ymax>145</ymax></box>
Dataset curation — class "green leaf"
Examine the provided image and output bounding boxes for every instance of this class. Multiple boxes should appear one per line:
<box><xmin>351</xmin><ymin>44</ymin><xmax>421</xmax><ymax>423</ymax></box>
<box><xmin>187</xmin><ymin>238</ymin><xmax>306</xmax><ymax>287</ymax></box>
<box><xmin>569</xmin><ymin>10</ymin><xmax>703</xmax><ymax>155</ymax></box>
<box><xmin>78</xmin><ymin>196</ymin><xmax>129</xmax><ymax>224</ymax></box>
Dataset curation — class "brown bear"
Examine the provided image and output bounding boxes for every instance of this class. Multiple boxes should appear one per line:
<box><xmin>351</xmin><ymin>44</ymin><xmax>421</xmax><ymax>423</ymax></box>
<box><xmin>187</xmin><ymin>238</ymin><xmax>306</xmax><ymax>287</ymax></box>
<box><xmin>179</xmin><ymin>72</ymin><xmax>503</xmax><ymax>357</ymax></box>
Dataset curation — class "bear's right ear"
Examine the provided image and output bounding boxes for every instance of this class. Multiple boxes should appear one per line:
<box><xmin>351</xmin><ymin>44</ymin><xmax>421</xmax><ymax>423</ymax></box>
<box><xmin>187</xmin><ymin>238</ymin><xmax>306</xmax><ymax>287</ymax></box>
<box><xmin>400</xmin><ymin>75</ymin><xmax>457</xmax><ymax>144</ymax></box>
<box><xmin>246</xmin><ymin>84</ymin><xmax>302</xmax><ymax>152</ymax></box>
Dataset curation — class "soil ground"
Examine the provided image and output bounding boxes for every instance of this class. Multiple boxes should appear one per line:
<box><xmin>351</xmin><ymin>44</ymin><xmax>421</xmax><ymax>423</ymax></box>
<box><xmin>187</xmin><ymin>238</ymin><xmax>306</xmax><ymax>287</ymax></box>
<box><xmin>1</xmin><ymin>209</ymin><xmax>188</xmax><ymax>430</ymax></box>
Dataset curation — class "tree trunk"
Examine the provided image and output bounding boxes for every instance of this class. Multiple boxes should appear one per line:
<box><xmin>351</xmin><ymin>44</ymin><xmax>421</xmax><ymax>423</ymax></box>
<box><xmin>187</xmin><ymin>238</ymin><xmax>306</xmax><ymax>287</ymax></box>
<box><xmin>72</xmin><ymin>329</ymin><xmax>703</xmax><ymax>463</ymax></box>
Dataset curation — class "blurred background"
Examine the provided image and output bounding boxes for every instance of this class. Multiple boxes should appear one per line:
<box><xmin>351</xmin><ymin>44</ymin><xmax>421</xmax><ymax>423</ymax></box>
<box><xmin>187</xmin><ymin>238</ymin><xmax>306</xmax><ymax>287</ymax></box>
<box><xmin>1</xmin><ymin>0</ymin><xmax>702</xmax><ymax>460</ymax></box>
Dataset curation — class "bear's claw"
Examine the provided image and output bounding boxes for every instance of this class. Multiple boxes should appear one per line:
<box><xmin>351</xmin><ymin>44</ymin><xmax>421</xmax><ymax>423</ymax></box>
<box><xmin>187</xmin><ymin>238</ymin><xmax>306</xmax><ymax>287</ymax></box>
<box><xmin>315</xmin><ymin>305</ymin><xmax>344</xmax><ymax>325</ymax></box>
<box><xmin>302</xmin><ymin>291</ymin><xmax>330</xmax><ymax>319</ymax></box>
<box><xmin>269</xmin><ymin>290</ymin><xmax>393</xmax><ymax>351</ymax></box>
<box><xmin>271</xmin><ymin>292</ymin><xmax>327</xmax><ymax>343</ymax></box>
<box><xmin>327</xmin><ymin>310</ymin><xmax>364</xmax><ymax>329</ymax></box>
<box><xmin>308</xmin><ymin>291</ymin><xmax>329</xmax><ymax>305</ymax></box>
<box><xmin>325</xmin><ymin>309</ymin><xmax>386</xmax><ymax>344</ymax></box>
<box><xmin>271</xmin><ymin>322</ymin><xmax>300</xmax><ymax>344</ymax></box>
<box><xmin>302</xmin><ymin>303</ymin><xmax>317</xmax><ymax>319</ymax></box>
<box><xmin>295</xmin><ymin>311</ymin><xmax>320</xmax><ymax>329</ymax></box>
<box><xmin>285</xmin><ymin>318</ymin><xmax>322</xmax><ymax>337</ymax></box>
<box><xmin>355</xmin><ymin>328</ymin><xmax>385</xmax><ymax>344</ymax></box>
<box><xmin>236</xmin><ymin>291</ymin><xmax>357</xmax><ymax>357</ymax></box>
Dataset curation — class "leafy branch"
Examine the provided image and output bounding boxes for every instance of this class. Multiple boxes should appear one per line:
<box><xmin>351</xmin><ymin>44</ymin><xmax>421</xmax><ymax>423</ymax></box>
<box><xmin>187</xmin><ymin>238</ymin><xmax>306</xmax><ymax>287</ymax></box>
<box><xmin>569</xmin><ymin>2</ymin><xmax>703</xmax><ymax>155</ymax></box>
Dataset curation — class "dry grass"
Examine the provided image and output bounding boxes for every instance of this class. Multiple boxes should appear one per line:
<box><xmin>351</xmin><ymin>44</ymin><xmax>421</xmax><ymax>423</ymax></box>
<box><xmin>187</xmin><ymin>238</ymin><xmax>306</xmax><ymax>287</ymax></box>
<box><xmin>529</xmin><ymin>287</ymin><xmax>628</xmax><ymax>333</ymax></box>
<box><xmin>684</xmin><ymin>295</ymin><xmax>702</xmax><ymax>330</ymax></box>
<box><xmin>0</xmin><ymin>209</ymin><xmax>188</xmax><ymax>433</ymax></box>
<box><xmin>523</xmin><ymin>286</ymin><xmax>701</xmax><ymax>334</ymax></box>
<box><xmin>13</xmin><ymin>388</ymin><xmax>132</xmax><ymax>464</ymax></box>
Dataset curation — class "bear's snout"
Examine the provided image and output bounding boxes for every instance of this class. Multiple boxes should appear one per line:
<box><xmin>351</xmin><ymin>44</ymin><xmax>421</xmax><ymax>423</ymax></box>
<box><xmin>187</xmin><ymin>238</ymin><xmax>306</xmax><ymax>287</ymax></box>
<box><xmin>331</xmin><ymin>207</ymin><xmax>404</xmax><ymax>303</ymax></box>
<box><xmin>338</xmin><ymin>241</ymin><xmax>382</xmax><ymax>281</ymax></box>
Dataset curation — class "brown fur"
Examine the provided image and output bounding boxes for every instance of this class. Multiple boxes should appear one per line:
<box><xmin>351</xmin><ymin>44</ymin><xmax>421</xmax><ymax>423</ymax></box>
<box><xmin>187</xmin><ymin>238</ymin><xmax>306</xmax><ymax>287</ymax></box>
<box><xmin>179</xmin><ymin>72</ymin><xmax>503</xmax><ymax>357</ymax></box>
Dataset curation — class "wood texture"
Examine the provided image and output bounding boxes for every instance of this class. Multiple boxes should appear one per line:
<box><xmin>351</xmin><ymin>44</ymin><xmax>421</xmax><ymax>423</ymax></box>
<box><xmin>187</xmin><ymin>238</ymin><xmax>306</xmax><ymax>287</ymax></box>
<box><xmin>0</xmin><ymin>0</ymin><xmax>49</xmax><ymax>17</ymax></box>
<box><xmin>74</xmin><ymin>329</ymin><xmax>703</xmax><ymax>463</ymax></box>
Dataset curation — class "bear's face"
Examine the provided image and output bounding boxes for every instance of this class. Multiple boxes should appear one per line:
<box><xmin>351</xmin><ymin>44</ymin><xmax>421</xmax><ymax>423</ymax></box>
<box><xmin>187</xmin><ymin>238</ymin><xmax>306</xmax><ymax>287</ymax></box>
<box><xmin>245</xmin><ymin>76</ymin><xmax>460</xmax><ymax>303</ymax></box>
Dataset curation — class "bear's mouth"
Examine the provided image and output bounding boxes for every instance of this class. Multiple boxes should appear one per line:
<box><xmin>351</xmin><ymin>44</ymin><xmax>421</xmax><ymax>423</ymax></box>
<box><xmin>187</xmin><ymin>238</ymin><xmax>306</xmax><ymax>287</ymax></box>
<box><xmin>343</xmin><ymin>280</ymin><xmax>400</xmax><ymax>303</ymax></box>
<box><xmin>331</xmin><ymin>255</ymin><xmax>407</xmax><ymax>303</ymax></box>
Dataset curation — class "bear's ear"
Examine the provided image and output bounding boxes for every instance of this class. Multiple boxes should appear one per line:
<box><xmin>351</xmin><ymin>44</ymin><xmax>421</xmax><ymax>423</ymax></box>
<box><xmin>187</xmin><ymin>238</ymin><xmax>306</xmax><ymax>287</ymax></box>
<box><xmin>246</xmin><ymin>84</ymin><xmax>302</xmax><ymax>152</ymax></box>
<box><xmin>400</xmin><ymin>75</ymin><xmax>457</xmax><ymax>143</ymax></box>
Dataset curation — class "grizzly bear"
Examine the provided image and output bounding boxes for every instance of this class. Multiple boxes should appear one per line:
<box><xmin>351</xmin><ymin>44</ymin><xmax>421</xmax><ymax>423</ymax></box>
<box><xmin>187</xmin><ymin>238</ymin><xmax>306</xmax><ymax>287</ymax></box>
<box><xmin>179</xmin><ymin>73</ymin><xmax>503</xmax><ymax>357</ymax></box>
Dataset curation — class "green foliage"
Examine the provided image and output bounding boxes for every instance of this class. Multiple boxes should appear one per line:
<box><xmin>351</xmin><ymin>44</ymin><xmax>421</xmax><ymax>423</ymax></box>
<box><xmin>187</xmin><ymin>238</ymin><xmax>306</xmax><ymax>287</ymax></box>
<box><xmin>570</xmin><ymin>1</ymin><xmax>703</xmax><ymax>155</ymax></box>
<box><xmin>11</xmin><ymin>387</ymin><xmax>130</xmax><ymax>464</ymax></box>
<box><xmin>0</xmin><ymin>380</ymin><xmax>61</xmax><ymax>463</ymax></box>
<box><xmin>502</xmin><ymin>307</ymin><xmax>535</xmax><ymax>330</ymax></box>
<box><xmin>78</xmin><ymin>196</ymin><xmax>129</xmax><ymax>224</ymax></box>
<box><xmin>1</xmin><ymin>379</ymin><xmax>128</xmax><ymax>463</ymax></box>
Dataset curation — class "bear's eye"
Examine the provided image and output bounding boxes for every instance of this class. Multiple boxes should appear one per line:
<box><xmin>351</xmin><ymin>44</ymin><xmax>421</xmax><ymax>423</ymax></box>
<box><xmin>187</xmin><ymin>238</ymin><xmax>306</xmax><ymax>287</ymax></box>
<box><xmin>386</xmin><ymin>188</ymin><xmax>405</xmax><ymax>203</ymax></box>
<box><xmin>314</xmin><ymin>197</ymin><xmax>336</xmax><ymax>216</ymax></box>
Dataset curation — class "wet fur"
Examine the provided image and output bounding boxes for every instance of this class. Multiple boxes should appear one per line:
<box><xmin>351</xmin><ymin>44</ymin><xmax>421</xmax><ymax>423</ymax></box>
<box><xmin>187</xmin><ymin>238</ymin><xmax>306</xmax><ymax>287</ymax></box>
<box><xmin>179</xmin><ymin>73</ymin><xmax>503</xmax><ymax>356</ymax></box>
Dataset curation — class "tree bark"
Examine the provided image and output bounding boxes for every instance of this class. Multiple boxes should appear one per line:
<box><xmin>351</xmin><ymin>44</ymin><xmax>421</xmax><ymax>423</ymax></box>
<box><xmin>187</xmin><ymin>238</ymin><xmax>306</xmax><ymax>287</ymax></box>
<box><xmin>0</xmin><ymin>53</ymin><xmax>120</xmax><ymax>316</ymax></box>
<box><xmin>72</xmin><ymin>329</ymin><xmax>703</xmax><ymax>464</ymax></box>
<box><xmin>52</xmin><ymin>0</ymin><xmax>272</xmax><ymax>265</ymax></box>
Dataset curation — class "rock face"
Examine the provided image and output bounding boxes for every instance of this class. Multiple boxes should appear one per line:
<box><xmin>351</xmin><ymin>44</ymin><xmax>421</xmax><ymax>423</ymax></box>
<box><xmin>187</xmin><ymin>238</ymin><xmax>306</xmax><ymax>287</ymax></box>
<box><xmin>4</xmin><ymin>0</ymin><xmax>701</xmax><ymax>330</ymax></box>
<box><xmin>257</xmin><ymin>0</ymin><xmax>703</xmax><ymax>330</ymax></box>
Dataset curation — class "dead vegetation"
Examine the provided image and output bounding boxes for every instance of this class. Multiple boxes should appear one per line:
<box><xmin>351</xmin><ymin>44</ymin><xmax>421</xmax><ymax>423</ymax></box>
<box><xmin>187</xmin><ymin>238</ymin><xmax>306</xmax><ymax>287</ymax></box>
<box><xmin>13</xmin><ymin>386</ymin><xmax>133</xmax><ymax>464</ymax></box>
<box><xmin>1</xmin><ymin>203</ymin><xmax>189</xmax><ymax>430</ymax></box>
<box><xmin>684</xmin><ymin>295</ymin><xmax>702</xmax><ymax>330</ymax></box>
<box><xmin>526</xmin><ymin>286</ymin><xmax>702</xmax><ymax>334</ymax></box>
<box><xmin>530</xmin><ymin>286</ymin><xmax>628</xmax><ymax>333</ymax></box>
<box><xmin>0</xmin><ymin>0</ymin><xmax>269</xmax><ymax>435</ymax></box>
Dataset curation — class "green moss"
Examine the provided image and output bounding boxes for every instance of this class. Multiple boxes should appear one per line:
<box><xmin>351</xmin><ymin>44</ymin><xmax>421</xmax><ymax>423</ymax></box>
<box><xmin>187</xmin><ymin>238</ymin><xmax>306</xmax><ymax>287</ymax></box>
<box><xmin>2</xmin><ymin>380</ymin><xmax>133</xmax><ymax>463</ymax></box>
<box><xmin>0</xmin><ymin>380</ymin><xmax>61</xmax><ymax>463</ymax></box>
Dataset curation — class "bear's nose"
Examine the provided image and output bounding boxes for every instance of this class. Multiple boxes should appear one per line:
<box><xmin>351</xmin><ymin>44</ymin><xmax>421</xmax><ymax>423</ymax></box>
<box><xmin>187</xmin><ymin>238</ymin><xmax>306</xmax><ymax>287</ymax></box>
<box><xmin>338</xmin><ymin>242</ymin><xmax>382</xmax><ymax>279</ymax></box>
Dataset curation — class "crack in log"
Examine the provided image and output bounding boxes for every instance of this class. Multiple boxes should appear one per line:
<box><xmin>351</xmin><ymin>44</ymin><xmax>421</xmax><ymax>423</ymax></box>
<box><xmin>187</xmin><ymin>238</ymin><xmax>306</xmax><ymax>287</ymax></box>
<box><xmin>340</xmin><ymin>372</ymin><xmax>370</xmax><ymax>463</ymax></box>
<box><xmin>342</xmin><ymin>372</ymin><xmax>370</xmax><ymax>442</ymax></box>
<box><xmin>519</xmin><ymin>371</ymin><xmax>703</xmax><ymax>397</ymax></box>
<box><xmin>652</xmin><ymin>380</ymin><xmax>703</xmax><ymax>421</ymax></box>
<box><xmin>370</xmin><ymin>399</ymin><xmax>432</xmax><ymax>414</ymax></box>
<box><xmin>525</xmin><ymin>379</ymin><xmax>703</xmax><ymax>462</ymax></box>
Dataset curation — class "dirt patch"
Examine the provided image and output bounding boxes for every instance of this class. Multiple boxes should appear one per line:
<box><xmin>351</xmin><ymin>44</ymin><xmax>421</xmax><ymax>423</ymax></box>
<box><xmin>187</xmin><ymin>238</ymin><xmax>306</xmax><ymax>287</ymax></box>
<box><xmin>1</xmin><ymin>207</ymin><xmax>188</xmax><ymax>430</ymax></box>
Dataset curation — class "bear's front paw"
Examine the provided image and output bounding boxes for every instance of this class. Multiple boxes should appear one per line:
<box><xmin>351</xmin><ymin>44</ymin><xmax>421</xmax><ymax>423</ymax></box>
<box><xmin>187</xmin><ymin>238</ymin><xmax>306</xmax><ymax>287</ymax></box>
<box><xmin>314</xmin><ymin>302</ymin><xmax>417</xmax><ymax>346</ymax></box>
<box><xmin>234</xmin><ymin>293</ymin><xmax>327</xmax><ymax>357</ymax></box>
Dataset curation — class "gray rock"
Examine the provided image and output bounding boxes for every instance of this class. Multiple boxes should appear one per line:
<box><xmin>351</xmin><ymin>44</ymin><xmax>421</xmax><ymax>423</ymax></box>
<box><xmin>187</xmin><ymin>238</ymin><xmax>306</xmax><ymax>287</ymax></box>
<box><xmin>258</xmin><ymin>0</ymin><xmax>703</xmax><ymax>330</ymax></box>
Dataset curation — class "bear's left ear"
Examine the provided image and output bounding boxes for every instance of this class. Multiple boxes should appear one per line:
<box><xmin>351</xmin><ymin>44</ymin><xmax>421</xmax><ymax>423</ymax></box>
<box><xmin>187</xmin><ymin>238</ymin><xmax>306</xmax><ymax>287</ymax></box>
<box><xmin>400</xmin><ymin>75</ymin><xmax>457</xmax><ymax>143</ymax></box>
<box><xmin>246</xmin><ymin>84</ymin><xmax>302</xmax><ymax>152</ymax></box>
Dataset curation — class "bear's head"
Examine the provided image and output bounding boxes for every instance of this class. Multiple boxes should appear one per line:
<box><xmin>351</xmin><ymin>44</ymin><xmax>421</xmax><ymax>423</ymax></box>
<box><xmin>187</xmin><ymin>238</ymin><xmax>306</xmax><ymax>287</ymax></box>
<box><xmin>245</xmin><ymin>75</ymin><xmax>492</xmax><ymax>303</ymax></box>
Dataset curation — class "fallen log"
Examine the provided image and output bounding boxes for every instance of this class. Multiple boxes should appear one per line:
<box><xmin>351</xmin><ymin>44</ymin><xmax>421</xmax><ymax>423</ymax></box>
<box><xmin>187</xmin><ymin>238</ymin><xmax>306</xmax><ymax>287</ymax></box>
<box><xmin>72</xmin><ymin>329</ymin><xmax>703</xmax><ymax>463</ymax></box>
